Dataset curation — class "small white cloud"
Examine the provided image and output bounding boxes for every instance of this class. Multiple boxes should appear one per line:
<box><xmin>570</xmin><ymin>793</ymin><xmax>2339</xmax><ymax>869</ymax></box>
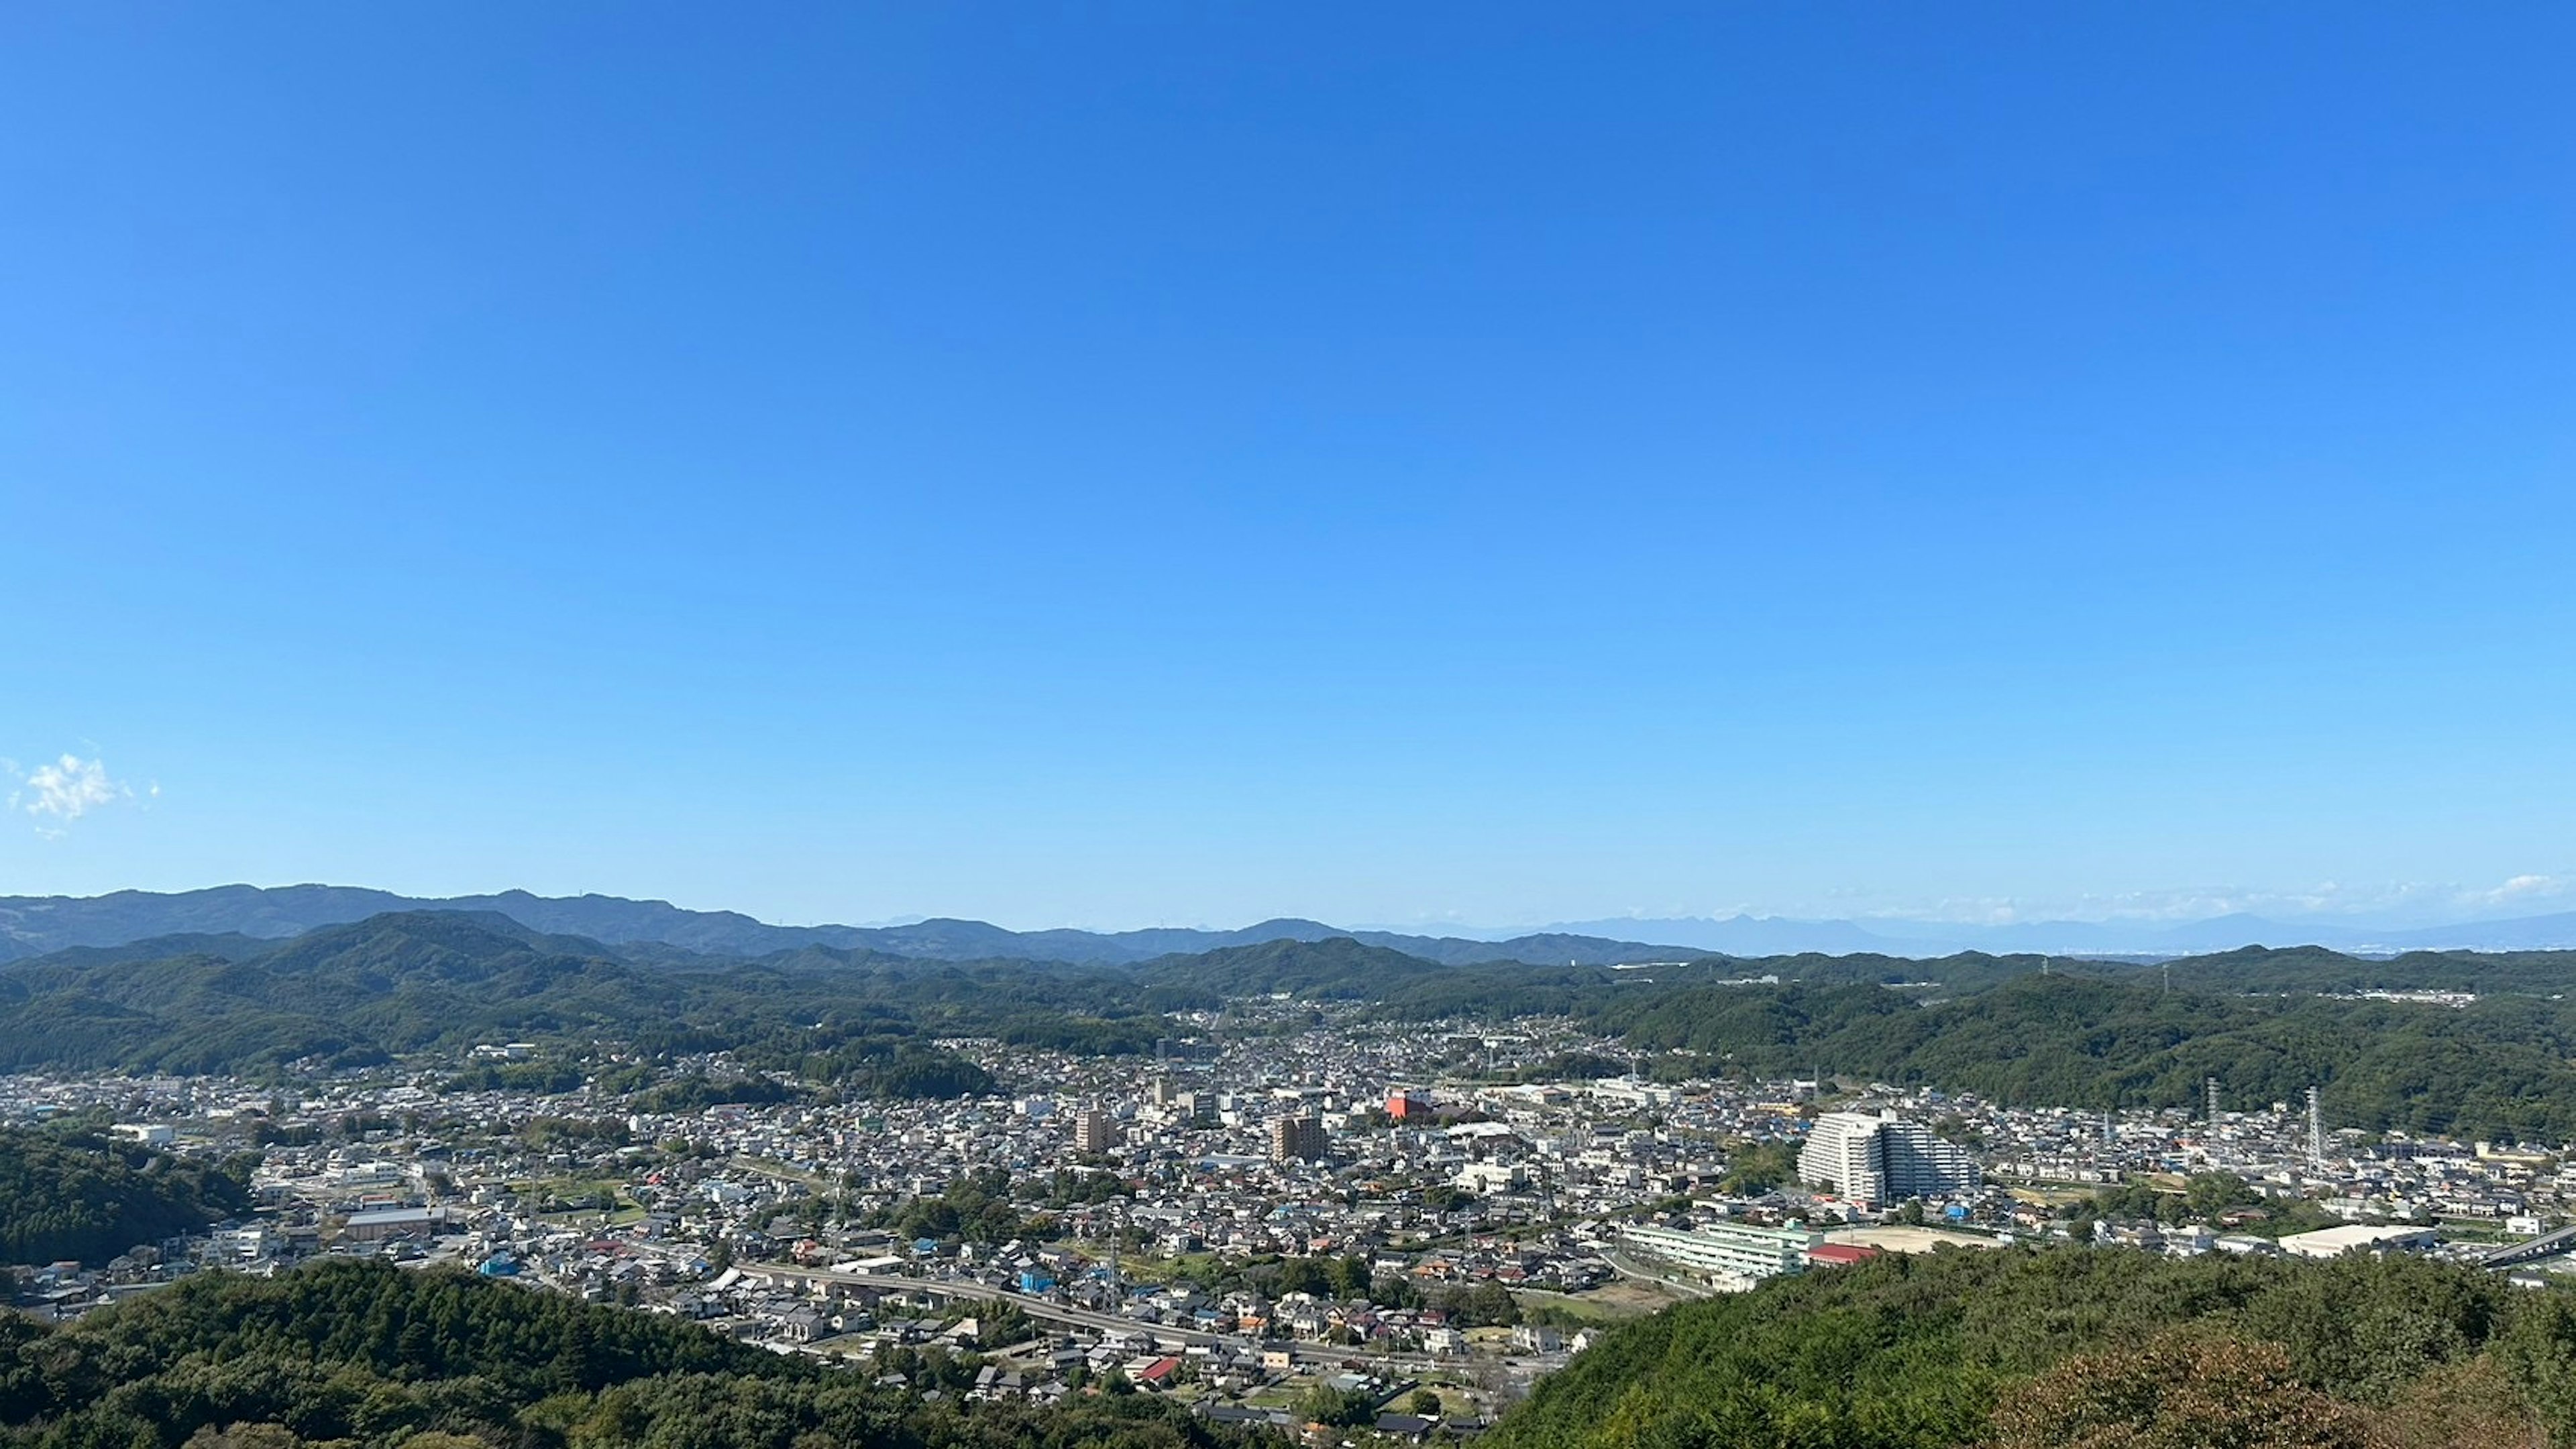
<box><xmin>9</xmin><ymin>753</ymin><xmax>134</xmax><ymax>836</ymax></box>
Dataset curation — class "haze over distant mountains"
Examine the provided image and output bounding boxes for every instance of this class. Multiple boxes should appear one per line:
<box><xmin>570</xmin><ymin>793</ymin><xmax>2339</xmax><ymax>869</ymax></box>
<box><xmin>5</xmin><ymin>885</ymin><xmax>2575</xmax><ymax>965</ymax></box>
<box><xmin>1535</xmin><ymin>911</ymin><xmax>2576</xmax><ymax>957</ymax></box>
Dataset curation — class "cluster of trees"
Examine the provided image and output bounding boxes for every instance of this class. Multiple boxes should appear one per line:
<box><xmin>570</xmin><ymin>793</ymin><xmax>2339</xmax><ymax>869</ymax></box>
<box><xmin>626</xmin><ymin>1074</ymin><xmax>796</xmax><ymax>1114</ymax></box>
<box><xmin>871</xmin><ymin>1168</ymin><xmax>1028</xmax><ymax>1246</ymax></box>
<box><xmin>1489</xmin><ymin>1246</ymin><xmax>2576</xmax><ymax>1448</ymax></box>
<box><xmin>439</xmin><ymin>1059</ymin><xmax>590</xmax><ymax>1094</ymax></box>
<box><xmin>1717</xmin><ymin>1139</ymin><xmax>1801</xmax><ymax>1195</ymax></box>
<box><xmin>0</xmin><ymin>1125</ymin><xmax>253</xmax><ymax>1267</ymax></box>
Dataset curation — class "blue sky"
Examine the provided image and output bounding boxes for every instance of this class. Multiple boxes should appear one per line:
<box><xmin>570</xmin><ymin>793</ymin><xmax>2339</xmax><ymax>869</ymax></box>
<box><xmin>3</xmin><ymin>5</ymin><xmax>2571</xmax><ymax>930</ymax></box>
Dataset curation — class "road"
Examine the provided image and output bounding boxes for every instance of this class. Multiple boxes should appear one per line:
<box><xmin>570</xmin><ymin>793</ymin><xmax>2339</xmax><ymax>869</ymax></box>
<box><xmin>1602</xmin><ymin>1249</ymin><xmax>1722</xmax><ymax>1298</ymax></box>
<box><xmin>2483</xmin><ymin>1225</ymin><xmax>2576</xmax><ymax>1270</ymax></box>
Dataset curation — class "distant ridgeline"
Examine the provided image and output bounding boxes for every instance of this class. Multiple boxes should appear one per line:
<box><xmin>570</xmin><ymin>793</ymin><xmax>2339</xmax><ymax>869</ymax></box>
<box><xmin>0</xmin><ymin>884</ymin><xmax>1715</xmax><ymax>967</ymax></box>
<box><xmin>7</xmin><ymin>906</ymin><xmax>2576</xmax><ymax>1137</ymax></box>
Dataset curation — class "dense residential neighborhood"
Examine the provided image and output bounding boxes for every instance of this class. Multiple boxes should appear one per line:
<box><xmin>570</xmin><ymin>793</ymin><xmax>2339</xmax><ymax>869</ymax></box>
<box><xmin>13</xmin><ymin>998</ymin><xmax>2576</xmax><ymax>1434</ymax></box>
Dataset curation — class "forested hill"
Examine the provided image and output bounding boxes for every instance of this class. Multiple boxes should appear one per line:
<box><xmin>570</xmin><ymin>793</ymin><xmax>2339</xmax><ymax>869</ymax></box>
<box><xmin>2159</xmin><ymin>943</ymin><xmax>2576</xmax><ymax>995</ymax></box>
<box><xmin>0</xmin><ymin>1256</ymin><xmax>1251</xmax><ymax>1449</ymax></box>
<box><xmin>13</xmin><ymin>906</ymin><xmax>2576</xmax><ymax>1138</ymax></box>
<box><xmin>1576</xmin><ymin>970</ymin><xmax>2576</xmax><ymax>1141</ymax></box>
<box><xmin>0</xmin><ymin>912</ymin><xmax>996</xmax><ymax>1093</ymax></box>
<box><xmin>0</xmin><ymin>1124</ymin><xmax>252</xmax><ymax>1267</ymax></box>
<box><xmin>1489</xmin><ymin>1246</ymin><xmax>2564</xmax><ymax>1448</ymax></box>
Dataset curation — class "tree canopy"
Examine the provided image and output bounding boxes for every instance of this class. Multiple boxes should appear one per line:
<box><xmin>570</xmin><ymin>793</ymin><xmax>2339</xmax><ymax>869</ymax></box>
<box><xmin>0</xmin><ymin>1125</ymin><xmax>252</xmax><ymax>1267</ymax></box>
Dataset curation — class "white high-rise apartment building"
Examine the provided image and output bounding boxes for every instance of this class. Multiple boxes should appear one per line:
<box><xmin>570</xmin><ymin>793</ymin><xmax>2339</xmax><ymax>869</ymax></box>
<box><xmin>1796</xmin><ymin>1110</ymin><xmax>1980</xmax><ymax>1206</ymax></box>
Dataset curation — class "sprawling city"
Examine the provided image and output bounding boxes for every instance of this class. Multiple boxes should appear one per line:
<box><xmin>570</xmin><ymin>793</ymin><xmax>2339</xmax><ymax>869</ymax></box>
<box><xmin>13</xmin><ymin>938</ymin><xmax>2576</xmax><ymax>1442</ymax></box>
<box><xmin>7</xmin><ymin>4</ymin><xmax>2570</xmax><ymax>1447</ymax></box>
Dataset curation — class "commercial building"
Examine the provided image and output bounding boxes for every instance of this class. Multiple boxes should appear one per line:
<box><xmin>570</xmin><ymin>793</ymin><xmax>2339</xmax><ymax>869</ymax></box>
<box><xmin>1073</xmin><ymin>1110</ymin><xmax>1121</xmax><ymax>1155</ymax></box>
<box><xmin>1799</xmin><ymin>1111</ymin><xmax>1981</xmax><ymax>1207</ymax></box>
<box><xmin>341</xmin><ymin>1206</ymin><xmax>455</xmax><ymax>1243</ymax></box>
<box><xmin>1270</xmin><ymin>1116</ymin><xmax>1326</xmax><ymax>1163</ymax></box>
<box><xmin>1621</xmin><ymin>1222</ymin><xmax>1821</xmax><ymax>1283</ymax></box>
<box><xmin>2277</xmin><ymin>1224</ymin><xmax>2439</xmax><ymax>1259</ymax></box>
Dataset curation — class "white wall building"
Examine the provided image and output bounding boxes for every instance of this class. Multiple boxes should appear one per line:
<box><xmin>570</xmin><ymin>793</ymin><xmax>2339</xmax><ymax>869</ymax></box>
<box><xmin>1621</xmin><ymin>1222</ymin><xmax>1820</xmax><ymax>1283</ymax></box>
<box><xmin>1798</xmin><ymin>1110</ymin><xmax>1980</xmax><ymax>1206</ymax></box>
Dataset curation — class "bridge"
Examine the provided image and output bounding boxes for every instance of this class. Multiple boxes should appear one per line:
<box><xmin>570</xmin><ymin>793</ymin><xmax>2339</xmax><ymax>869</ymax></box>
<box><xmin>2481</xmin><ymin>1225</ymin><xmax>2576</xmax><ymax>1271</ymax></box>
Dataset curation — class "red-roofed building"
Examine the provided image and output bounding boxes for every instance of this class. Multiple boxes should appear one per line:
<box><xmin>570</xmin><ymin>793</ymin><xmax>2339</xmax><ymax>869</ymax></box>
<box><xmin>1806</xmin><ymin>1243</ymin><xmax>1880</xmax><ymax>1268</ymax></box>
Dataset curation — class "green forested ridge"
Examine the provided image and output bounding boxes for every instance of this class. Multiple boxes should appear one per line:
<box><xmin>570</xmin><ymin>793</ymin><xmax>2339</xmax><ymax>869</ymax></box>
<box><xmin>1580</xmin><ymin>972</ymin><xmax>2576</xmax><ymax>1140</ymax></box>
<box><xmin>0</xmin><ymin>1126</ymin><xmax>252</xmax><ymax>1267</ymax></box>
<box><xmin>11</xmin><ymin>911</ymin><xmax>2576</xmax><ymax>1138</ymax></box>
<box><xmin>0</xmin><ymin>1258</ymin><xmax>1249</xmax><ymax>1449</ymax></box>
<box><xmin>0</xmin><ymin>914</ymin><xmax>1032</xmax><ymax>1091</ymax></box>
<box><xmin>1488</xmin><ymin>1246</ymin><xmax>2573</xmax><ymax>1449</ymax></box>
<box><xmin>2159</xmin><ymin>943</ymin><xmax>2576</xmax><ymax>996</ymax></box>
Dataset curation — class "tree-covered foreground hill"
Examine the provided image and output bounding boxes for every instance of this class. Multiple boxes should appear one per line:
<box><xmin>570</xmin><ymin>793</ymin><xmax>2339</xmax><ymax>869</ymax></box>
<box><xmin>0</xmin><ymin>1258</ymin><xmax>1251</xmax><ymax>1449</ymax></box>
<box><xmin>0</xmin><ymin>1126</ymin><xmax>252</xmax><ymax>1267</ymax></box>
<box><xmin>1487</xmin><ymin>1246</ymin><xmax>2576</xmax><ymax>1449</ymax></box>
<box><xmin>10</xmin><ymin>1251</ymin><xmax>2576</xmax><ymax>1449</ymax></box>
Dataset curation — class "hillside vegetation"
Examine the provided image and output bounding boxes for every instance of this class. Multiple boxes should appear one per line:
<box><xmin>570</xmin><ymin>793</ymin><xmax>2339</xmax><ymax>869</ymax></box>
<box><xmin>0</xmin><ymin>914</ymin><xmax>1024</xmax><ymax>1089</ymax></box>
<box><xmin>1489</xmin><ymin>1246</ymin><xmax>2570</xmax><ymax>1449</ymax></box>
<box><xmin>13</xmin><ymin>910</ymin><xmax>2576</xmax><ymax>1138</ymax></box>
<box><xmin>1580</xmin><ymin>972</ymin><xmax>2576</xmax><ymax>1140</ymax></box>
<box><xmin>0</xmin><ymin>1257</ymin><xmax>1248</xmax><ymax>1449</ymax></box>
<box><xmin>0</xmin><ymin>1125</ymin><xmax>252</xmax><ymax>1267</ymax></box>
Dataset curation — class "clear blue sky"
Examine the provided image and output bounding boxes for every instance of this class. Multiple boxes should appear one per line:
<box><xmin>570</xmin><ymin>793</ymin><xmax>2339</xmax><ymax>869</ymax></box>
<box><xmin>3</xmin><ymin>5</ymin><xmax>2570</xmax><ymax>930</ymax></box>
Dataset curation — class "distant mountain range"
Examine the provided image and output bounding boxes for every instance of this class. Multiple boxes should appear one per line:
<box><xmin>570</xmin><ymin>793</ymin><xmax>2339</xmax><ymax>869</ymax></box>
<box><xmin>7</xmin><ymin>885</ymin><xmax>2574</xmax><ymax>968</ymax></box>
<box><xmin>1540</xmin><ymin>910</ymin><xmax>2576</xmax><ymax>957</ymax></box>
<box><xmin>0</xmin><ymin>886</ymin><xmax>1711</xmax><ymax>968</ymax></box>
